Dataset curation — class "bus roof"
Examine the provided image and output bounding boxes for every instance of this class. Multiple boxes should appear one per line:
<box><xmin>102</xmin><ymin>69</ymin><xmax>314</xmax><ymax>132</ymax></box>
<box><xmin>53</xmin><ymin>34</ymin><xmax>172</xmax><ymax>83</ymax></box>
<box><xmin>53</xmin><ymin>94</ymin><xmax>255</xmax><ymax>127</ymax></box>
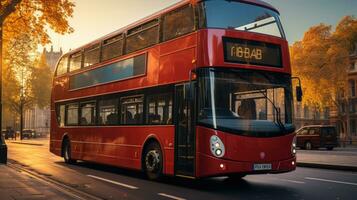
<box><xmin>63</xmin><ymin>0</ymin><xmax>279</xmax><ymax>56</ymax></box>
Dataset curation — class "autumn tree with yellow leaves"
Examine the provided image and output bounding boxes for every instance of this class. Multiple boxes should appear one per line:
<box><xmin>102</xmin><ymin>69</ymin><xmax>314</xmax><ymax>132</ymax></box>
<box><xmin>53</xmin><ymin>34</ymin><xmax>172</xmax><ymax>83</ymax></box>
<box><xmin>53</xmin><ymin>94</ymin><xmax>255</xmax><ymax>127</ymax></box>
<box><xmin>291</xmin><ymin>16</ymin><xmax>357</xmax><ymax>137</ymax></box>
<box><xmin>0</xmin><ymin>0</ymin><xmax>74</xmax><ymax>134</ymax></box>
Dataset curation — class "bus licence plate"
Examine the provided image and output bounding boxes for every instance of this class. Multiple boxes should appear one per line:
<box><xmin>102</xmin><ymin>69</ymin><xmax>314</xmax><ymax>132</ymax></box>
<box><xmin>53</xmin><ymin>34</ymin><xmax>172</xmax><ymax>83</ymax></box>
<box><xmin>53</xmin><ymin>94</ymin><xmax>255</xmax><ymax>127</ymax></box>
<box><xmin>253</xmin><ymin>164</ymin><xmax>272</xmax><ymax>171</ymax></box>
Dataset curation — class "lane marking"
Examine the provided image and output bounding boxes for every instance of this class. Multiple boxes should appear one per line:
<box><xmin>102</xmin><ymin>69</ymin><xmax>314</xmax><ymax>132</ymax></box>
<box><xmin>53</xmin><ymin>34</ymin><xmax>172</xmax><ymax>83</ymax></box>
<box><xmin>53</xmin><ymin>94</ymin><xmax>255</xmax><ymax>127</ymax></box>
<box><xmin>87</xmin><ymin>175</ymin><xmax>139</xmax><ymax>190</ymax></box>
<box><xmin>277</xmin><ymin>178</ymin><xmax>305</xmax><ymax>184</ymax></box>
<box><xmin>158</xmin><ymin>193</ymin><xmax>186</xmax><ymax>200</ymax></box>
<box><xmin>305</xmin><ymin>177</ymin><xmax>357</xmax><ymax>186</ymax></box>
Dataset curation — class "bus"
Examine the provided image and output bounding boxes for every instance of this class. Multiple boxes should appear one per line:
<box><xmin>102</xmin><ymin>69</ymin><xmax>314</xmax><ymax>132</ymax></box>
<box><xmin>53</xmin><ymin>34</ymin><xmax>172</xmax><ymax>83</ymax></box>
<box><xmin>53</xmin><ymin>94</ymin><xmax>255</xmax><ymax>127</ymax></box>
<box><xmin>50</xmin><ymin>0</ymin><xmax>301</xmax><ymax>180</ymax></box>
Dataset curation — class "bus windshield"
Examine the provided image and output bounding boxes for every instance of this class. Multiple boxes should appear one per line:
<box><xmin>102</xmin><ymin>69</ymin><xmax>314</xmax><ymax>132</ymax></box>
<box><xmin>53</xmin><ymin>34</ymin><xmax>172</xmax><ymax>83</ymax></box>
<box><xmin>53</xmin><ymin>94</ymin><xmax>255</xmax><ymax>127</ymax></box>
<box><xmin>200</xmin><ymin>0</ymin><xmax>285</xmax><ymax>38</ymax></box>
<box><xmin>198</xmin><ymin>68</ymin><xmax>294</xmax><ymax>137</ymax></box>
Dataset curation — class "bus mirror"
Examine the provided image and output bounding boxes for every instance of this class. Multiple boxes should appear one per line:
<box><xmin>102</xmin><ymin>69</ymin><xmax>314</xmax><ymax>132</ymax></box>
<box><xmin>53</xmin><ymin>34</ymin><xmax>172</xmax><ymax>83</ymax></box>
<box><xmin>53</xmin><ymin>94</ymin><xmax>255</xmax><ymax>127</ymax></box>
<box><xmin>296</xmin><ymin>86</ymin><xmax>303</xmax><ymax>102</ymax></box>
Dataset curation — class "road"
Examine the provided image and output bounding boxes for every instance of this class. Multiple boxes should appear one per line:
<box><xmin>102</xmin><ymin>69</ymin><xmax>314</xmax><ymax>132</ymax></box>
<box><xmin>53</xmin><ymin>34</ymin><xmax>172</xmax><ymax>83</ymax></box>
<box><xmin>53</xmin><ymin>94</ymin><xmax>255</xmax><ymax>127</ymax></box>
<box><xmin>6</xmin><ymin>141</ymin><xmax>357</xmax><ymax>200</ymax></box>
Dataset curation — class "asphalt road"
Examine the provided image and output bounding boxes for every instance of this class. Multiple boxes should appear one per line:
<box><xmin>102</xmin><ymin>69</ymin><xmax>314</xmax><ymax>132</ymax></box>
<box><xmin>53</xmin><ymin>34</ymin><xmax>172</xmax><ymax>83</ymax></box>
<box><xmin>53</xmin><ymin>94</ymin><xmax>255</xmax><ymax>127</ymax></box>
<box><xmin>6</xmin><ymin>141</ymin><xmax>357</xmax><ymax>200</ymax></box>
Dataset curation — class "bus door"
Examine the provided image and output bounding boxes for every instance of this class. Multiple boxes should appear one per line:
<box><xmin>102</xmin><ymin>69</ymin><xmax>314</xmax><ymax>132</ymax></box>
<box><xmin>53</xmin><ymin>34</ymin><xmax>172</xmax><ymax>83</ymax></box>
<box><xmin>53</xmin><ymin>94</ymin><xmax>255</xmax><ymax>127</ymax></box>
<box><xmin>174</xmin><ymin>83</ymin><xmax>195</xmax><ymax>177</ymax></box>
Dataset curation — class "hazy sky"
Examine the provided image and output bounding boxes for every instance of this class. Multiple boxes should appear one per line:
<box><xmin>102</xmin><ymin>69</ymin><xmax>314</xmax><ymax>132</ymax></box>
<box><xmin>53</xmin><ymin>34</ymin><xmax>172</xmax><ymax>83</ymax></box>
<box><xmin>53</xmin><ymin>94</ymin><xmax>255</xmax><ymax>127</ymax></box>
<box><xmin>46</xmin><ymin>0</ymin><xmax>357</xmax><ymax>53</ymax></box>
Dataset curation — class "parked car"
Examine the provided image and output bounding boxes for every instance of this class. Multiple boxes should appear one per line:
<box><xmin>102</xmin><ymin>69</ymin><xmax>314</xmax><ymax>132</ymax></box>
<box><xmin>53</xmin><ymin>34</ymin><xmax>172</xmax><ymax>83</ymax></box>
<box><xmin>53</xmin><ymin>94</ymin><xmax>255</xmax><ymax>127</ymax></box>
<box><xmin>1</xmin><ymin>129</ymin><xmax>15</xmax><ymax>140</ymax></box>
<box><xmin>0</xmin><ymin>133</ymin><xmax>7</xmax><ymax>164</ymax></box>
<box><xmin>296</xmin><ymin>125</ymin><xmax>338</xmax><ymax>150</ymax></box>
<box><xmin>22</xmin><ymin>129</ymin><xmax>37</xmax><ymax>139</ymax></box>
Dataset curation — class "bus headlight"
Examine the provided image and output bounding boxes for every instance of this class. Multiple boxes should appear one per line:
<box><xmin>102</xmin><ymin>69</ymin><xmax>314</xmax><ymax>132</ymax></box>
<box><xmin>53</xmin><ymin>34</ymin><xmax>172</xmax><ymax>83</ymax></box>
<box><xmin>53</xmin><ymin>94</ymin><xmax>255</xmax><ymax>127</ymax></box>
<box><xmin>291</xmin><ymin>136</ymin><xmax>297</xmax><ymax>155</ymax></box>
<box><xmin>210</xmin><ymin>135</ymin><xmax>225</xmax><ymax>158</ymax></box>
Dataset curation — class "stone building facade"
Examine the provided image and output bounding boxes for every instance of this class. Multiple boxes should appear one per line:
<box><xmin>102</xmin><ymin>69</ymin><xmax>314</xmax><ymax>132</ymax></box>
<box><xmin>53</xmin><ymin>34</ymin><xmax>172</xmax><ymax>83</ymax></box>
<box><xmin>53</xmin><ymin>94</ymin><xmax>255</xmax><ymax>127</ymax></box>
<box><xmin>23</xmin><ymin>46</ymin><xmax>62</xmax><ymax>135</ymax></box>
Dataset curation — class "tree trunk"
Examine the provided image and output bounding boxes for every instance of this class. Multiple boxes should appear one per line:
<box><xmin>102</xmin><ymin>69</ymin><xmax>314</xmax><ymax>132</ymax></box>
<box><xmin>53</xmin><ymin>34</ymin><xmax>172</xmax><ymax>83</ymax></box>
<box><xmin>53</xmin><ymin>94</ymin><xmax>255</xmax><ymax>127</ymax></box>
<box><xmin>0</xmin><ymin>22</ymin><xmax>3</xmax><ymax>135</ymax></box>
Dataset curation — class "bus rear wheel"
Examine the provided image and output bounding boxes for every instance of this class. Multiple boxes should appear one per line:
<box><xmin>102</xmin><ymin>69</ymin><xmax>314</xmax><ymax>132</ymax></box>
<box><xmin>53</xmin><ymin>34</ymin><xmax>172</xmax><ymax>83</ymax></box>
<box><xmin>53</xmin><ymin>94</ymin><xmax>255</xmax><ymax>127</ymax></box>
<box><xmin>63</xmin><ymin>139</ymin><xmax>76</xmax><ymax>164</ymax></box>
<box><xmin>143</xmin><ymin>142</ymin><xmax>163</xmax><ymax>180</ymax></box>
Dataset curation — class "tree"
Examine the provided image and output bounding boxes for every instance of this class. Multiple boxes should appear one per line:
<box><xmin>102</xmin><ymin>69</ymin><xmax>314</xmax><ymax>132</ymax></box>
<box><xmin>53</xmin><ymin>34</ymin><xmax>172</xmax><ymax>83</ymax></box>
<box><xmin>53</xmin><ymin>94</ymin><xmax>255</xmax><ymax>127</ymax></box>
<box><xmin>291</xmin><ymin>16</ymin><xmax>357</xmax><ymax>137</ymax></box>
<box><xmin>31</xmin><ymin>53</ymin><xmax>52</xmax><ymax>108</ymax></box>
<box><xmin>1</xmin><ymin>0</ymin><xmax>74</xmax><ymax>137</ymax></box>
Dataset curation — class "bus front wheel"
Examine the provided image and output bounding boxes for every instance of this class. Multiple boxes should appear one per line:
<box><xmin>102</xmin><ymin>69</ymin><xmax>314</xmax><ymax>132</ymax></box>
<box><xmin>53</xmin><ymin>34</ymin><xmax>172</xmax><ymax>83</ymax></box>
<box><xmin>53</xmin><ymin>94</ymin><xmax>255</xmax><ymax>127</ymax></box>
<box><xmin>63</xmin><ymin>139</ymin><xmax>77</xmax><ymax>164</ymax></box>
<box><xmin>143</xmin><ymin>142</ymin><xmax>163</xmax><ymax>180</ymax></box>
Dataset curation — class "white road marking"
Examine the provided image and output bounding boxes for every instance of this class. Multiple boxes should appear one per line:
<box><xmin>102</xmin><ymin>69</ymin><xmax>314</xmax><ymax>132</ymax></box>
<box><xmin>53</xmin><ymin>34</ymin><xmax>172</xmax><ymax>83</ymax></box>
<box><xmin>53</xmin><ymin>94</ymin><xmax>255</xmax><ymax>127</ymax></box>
<box><xmin>87</xmin><ymin>175</ymin><xmax>139</xmax><ymax>189</ymax></box>
<box><xmin>158</xmin><ymin>193</ymin><xmax>186</xmax><ymax>200</ymax></box>
<box><xmin>277</xmin><ymin>178</ymin><xmax>305</xmax><ymax>184</ymax></box>
<box><xmin>305</xmin><ymin>177</ymin><xmax>357</xmax><ymax>186</ymax></box>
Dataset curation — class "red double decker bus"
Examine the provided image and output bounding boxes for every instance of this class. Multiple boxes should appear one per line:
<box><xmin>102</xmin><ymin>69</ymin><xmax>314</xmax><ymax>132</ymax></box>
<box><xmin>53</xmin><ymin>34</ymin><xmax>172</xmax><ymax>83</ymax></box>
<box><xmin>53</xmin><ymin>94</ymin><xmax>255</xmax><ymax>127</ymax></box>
<box><xmin>50</xmin><ymin>0</ymin><xmax>300</xmax><ymax>179</ymax></box>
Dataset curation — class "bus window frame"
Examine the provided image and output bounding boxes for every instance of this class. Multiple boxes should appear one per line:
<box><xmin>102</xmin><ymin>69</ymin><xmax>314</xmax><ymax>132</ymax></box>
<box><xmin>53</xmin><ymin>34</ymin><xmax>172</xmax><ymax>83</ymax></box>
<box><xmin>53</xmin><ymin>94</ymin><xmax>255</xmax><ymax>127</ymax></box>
<box><xmin>79</xmin><ymin>101</ymin><xmax>97</xmax><ymax>126</ymax></box>
<box><xmin>65</xmin><ymin>103</ymin><xmax>80</xmax><ymax>126</ymax></box>
<box><xmin>101</xmin><ymin>33</ymin><xmax>124</xmax><ymax>62</ymax></box>
<box><xmin>125</xmin><ymin>19</ymin><xmax>160</xmax><ymax>54</ymax></box>
<box><xmin>162</xmin><ymin>4</ymin><xmax>196</xmax><ymax>42</ymax></box>
<box><xmin>84</xmin><ymin>43</ymin><xmax>101</xmax><ymax>68</ymax></box>
<box><xmin>69</xmin><ymin>51</ymin><xmax>84</xmax><ymax>72</ymax></box>
<box><xmin>120</xmin><ymin>95</ymin><xmax>145</xmax><ymax>125</ymax></box>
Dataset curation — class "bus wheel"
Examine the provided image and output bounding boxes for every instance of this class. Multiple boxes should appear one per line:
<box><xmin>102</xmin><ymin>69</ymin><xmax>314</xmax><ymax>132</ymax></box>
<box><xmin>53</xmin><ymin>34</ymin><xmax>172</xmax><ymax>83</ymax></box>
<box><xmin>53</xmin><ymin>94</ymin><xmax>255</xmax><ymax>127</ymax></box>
<box><xmin>143</xmin><ymin>142</ymin><xmax>163</xmax><ymax>180</ymax></box>
<box><xmin>327</xmin><ymin>146</ymin><xmax>334</xmax><ymax>151</ymax></box>
<box><xmin>63</xmin><ymin>139</ymin><xmax>76</xmax><ymax>164</ymax></box>
<box><xmin>305</xmin><ymin>141</ymin><xmax>312</xmax><ymax>150</ymax></box>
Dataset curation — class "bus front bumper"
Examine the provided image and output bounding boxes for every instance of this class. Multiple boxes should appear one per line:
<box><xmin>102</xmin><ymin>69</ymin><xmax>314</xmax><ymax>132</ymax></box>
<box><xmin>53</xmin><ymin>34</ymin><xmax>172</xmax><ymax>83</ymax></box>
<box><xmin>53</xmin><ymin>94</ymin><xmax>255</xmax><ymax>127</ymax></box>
<box><xmin>196</xmin><ymin>153</ymin><xmax>296</xmax><ymax>178</ymax></box>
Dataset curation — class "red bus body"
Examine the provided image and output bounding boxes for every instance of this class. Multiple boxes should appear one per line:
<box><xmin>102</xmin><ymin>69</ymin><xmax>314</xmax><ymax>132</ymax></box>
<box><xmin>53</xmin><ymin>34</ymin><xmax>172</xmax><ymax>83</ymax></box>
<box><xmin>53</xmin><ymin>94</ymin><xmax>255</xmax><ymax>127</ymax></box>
<box><xmin>50</xmin><ymin>0</ymin><xmax>296</xmax><ymax>178</ymax></box>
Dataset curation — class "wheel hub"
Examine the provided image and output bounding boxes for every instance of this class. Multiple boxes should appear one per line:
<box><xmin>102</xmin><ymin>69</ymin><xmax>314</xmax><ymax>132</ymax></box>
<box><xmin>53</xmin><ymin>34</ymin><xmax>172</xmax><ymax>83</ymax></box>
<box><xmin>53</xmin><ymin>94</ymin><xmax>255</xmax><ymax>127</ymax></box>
<box><xmin>145</xmin><ymin>150</ymin><xmax>160</xmax><ymax>172</ymax></box>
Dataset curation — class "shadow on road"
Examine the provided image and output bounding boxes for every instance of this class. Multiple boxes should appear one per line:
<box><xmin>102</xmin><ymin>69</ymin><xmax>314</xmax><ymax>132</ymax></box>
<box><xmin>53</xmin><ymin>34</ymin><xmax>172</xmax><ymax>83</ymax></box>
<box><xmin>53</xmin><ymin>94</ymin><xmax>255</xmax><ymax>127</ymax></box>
<box><xmin>56</xmin><ymin>161</ymin><xmax>302</xmax><ymax>200</ymax></box>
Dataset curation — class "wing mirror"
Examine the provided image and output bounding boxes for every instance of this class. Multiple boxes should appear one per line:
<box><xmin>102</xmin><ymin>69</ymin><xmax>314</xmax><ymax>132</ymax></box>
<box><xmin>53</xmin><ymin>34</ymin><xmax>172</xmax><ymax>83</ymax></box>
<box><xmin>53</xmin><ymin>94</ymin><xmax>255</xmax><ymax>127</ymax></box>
<box><xmin>292</xmin><ymin>77</ymin><xmax>303</xmax><ymax>102</ymax></box>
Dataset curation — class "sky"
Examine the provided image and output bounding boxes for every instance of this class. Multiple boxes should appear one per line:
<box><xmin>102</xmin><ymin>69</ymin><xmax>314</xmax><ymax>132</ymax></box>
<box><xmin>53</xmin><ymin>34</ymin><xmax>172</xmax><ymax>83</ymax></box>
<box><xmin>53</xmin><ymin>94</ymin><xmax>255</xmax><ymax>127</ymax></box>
<box><xmin>45</xmin><ymin>0</ymin><xmax>357</xmax><ymax>53</ymax></box>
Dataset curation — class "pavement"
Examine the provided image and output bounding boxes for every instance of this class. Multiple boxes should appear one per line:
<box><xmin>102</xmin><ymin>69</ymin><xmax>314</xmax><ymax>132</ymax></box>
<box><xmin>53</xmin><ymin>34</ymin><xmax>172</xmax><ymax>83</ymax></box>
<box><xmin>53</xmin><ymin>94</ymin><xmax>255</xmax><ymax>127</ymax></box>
<box><xmin>5</xmin><ymin>140</ymin><xmax>357</xmax><ymax>200</ymax></box>
<box><xmin>6</xmin><ymin>138</ymin><xmax>48</xmax><ymax>146</ymax></box>
<box><xmin>0</xmin><ymin>164</ymin><xmax>74</xmax><ymax>200</ymax></box>
<box><xmin>297</xmin><ymin>147</ymin><xmax>357</xmax><ymax>171</ymax></box>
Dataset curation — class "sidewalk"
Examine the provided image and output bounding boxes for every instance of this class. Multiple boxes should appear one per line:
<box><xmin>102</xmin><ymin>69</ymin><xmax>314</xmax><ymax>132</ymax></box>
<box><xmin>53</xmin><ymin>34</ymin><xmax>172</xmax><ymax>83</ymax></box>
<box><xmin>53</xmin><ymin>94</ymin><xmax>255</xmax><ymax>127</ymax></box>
<box><xmin>6</xmin><ymin>138</ymin><xmax>49</xmax><ymax>146</ymax></box>
<box><xmin>0</xmin><ymin>164</ymin><xmax>70</xmax><ymax>200</ymax></box>
<box><xmin>297</xmin><ymin>148</ymin><xmax>357</xmax><ymax>171</ymax></box>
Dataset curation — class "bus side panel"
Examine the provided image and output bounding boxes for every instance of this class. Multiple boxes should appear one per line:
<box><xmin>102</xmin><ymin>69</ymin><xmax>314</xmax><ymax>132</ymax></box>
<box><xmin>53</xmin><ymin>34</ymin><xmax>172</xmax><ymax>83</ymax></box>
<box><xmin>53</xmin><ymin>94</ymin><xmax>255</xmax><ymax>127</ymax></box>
<box><xmin>52</xmin><ymin>126</ymin><xmax>175</xmax><ymax>174</ymax></box>
<box><xmin>159</xmin><ymin>32</ymin><xmax>197</xmax><ymax>84</ymax></box>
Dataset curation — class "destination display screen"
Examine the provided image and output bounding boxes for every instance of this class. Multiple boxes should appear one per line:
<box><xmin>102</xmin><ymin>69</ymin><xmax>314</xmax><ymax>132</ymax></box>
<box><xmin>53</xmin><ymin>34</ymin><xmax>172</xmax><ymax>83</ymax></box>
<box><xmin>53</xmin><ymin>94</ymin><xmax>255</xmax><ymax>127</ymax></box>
<box><xmin>223</xmin><ymin>37</ymin><xmax>282</xmax><ymax>68</ymax></box>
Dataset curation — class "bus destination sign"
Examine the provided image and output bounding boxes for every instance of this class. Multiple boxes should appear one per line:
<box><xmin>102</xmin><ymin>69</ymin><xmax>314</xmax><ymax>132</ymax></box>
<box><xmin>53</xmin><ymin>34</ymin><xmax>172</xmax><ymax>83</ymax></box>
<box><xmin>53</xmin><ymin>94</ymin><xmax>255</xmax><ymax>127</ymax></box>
<box><xmin>223</xmin><ymin>37</ymin><xmax>282</xmax><ymax>68</ymax></box>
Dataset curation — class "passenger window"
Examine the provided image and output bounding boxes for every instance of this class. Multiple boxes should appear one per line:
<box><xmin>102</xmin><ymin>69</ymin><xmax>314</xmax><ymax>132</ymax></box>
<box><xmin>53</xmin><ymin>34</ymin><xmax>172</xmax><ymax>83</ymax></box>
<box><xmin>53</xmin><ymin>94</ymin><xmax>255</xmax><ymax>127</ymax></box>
<box><xmin>57</xmin><ymin>105</ymin><xmax>65</xmax><ymax>127</ymax></box>
<box><xmin>66</xmin><ymin>103</ymin><xmax>79</xmax><ymax>125</ymax></box>
<box><xmin>84</xmin><ymin>44</ymin><xmax>100</xmax><ymax>67</ymax></box>
<box><xmin>102</xmin><ymin>34</ymin><xmax>123</xmax><ymax>61</ymax></box>
<box><xmin>56</xmin><ymin>56</ymin><xmax>69</xmax><ymax>76</ymax></box>
<box><xmin>126</xmin><ymin>19</ymin><xmax>159</xmax><ymax>53</ymax></box>
<box><xmin>121</xmin><ymin>96</ymin><xmax>144</xmax><ymax>124</ymax></box>
<box><xmin>80</xmin><ymin>102</ymin><xmax>96</xmax><ymax>125</ymax></box>
<box><xmin>99</xmin><ymin>99</ymin><xmax>118</xmax><ymax>125</ymax></box>
<box><xmin>162</xmin><ymin>5</ymin><xmax>195</xmax><ymax>41</ymax></box>
<box><xmin>147</xmin><ymin>94</ymin><xmax>173</xmax><ymax>125</ymax></box>
<box><xmin>69</xmin><ymin>52</ymin><xmax>82</xmax><ymax>72</ymax></box>
<box><xmin>309</xmin><ymin>128</ymin><xmax>319</xmax><ymax>135</ymax></box>
<box><xmin>300</xmin><ymin>129</ymin><xmax>308</xmax><ymax>135</ymax></box>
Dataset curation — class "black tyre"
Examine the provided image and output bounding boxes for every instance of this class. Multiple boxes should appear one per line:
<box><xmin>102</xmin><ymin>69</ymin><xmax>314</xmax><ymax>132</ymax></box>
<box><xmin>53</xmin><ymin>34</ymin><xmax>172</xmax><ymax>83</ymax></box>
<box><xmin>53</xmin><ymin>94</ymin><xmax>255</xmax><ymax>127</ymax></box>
<box><xmin>63</xmin><ymin>140</ymin><xmax>76</xmax><ymax>164</ymax></box>
<box><xmin>143</xmin><ymin>142</ymin><xmax>163</xmax><ymax>180</ymax></box>
<box><xmin>327</xmin><ymin>146</ymin><xmax>334</xmax><ymax>151</ymax></box>
<box><xmin>305</xmin><ymin>141</ymin><xmax>312</xmax><ymax>150</ymax></box>
<box><xmin>228</xmin><ymin>173</ymin><xmax>246</xmax><ymax>180</ymax></box>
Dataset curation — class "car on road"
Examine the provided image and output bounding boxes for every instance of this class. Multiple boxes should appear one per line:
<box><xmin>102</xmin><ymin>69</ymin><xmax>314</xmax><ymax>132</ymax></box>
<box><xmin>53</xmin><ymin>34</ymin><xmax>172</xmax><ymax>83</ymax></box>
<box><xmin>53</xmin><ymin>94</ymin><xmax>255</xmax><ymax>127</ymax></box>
<box><xmin>22</xmin><ymin>129</ymin><xmax>37</xmax><ymax>139</ymax></box>
<box><xmin>295</xmin><ymin>125</ymin><xmax>338</xmax><ymax>150</ymax></box>
<box><xmin>2</xmin><ymin>128</ymin><xmax>15</xmax><ymax>140</ymax></box>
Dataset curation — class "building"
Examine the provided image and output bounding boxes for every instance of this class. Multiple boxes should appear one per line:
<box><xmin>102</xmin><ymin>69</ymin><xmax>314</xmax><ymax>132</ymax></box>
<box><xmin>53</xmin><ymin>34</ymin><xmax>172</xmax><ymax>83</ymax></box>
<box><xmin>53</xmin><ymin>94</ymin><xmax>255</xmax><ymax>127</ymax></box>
<box><xmin>294</xmin><ymin>103</ymin><xmax>330</xmax><ymax>130</ymax></box>
<box><xmin>346</xmin><ymin>44</ymin><xmax>357</xmax><ymax>143</ymax></box>
<box><xmin>23</xmin><ymin>46</ymin><xmax>62</xmax><ymax>135</ymax></box>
